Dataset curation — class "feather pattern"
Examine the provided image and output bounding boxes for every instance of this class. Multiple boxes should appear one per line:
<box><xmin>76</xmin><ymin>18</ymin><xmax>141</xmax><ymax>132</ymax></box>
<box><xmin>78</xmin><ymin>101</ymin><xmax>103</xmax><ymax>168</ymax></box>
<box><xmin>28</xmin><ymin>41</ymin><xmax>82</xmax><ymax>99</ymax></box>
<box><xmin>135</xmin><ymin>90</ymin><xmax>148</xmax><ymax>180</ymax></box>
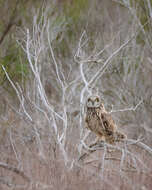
<box><xmin>85</xmin><ymin>95</ymin><xmax>126</xmax><ymax>144</ymax></box>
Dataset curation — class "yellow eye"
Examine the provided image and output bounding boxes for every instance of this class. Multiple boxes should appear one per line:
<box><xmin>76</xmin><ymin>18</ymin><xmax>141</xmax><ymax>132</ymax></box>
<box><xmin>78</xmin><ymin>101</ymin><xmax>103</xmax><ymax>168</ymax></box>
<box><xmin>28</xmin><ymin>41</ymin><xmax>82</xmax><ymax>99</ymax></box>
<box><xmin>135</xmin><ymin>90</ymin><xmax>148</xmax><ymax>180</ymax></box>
<box><xmin>96</xmin><ymin>98</ymin><xmax>99</xmax><ymax>102</ymax></box>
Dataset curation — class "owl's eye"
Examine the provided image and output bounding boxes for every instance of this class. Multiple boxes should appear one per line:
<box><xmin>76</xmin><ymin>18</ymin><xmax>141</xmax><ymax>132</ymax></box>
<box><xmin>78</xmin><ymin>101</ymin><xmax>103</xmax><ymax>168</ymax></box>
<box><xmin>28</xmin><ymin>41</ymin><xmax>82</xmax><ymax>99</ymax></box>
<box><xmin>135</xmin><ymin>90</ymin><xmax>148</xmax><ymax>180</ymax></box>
<box><xmin>88</xmin><ymin>98</ymin><xmax>91</xmax><ymax>102</ymax></box>
<box><xmin>96</xmin><ymin>98</ymin><xmax>99</xmax><ymax>102</ymax></box>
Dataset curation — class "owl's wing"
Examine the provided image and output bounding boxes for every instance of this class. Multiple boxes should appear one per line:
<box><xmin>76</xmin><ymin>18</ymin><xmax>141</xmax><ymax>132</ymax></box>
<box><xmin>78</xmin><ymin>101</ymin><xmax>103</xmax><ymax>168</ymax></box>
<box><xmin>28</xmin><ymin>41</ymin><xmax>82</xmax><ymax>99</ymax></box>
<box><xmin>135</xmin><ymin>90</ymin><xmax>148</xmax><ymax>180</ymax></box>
<box><xmin>84</xmin><ymin>114</ymin><xmax>90</xmax><ymax>129</ymax></box>
<box><xmin>100</xmin><ymin>111</ymin><xmax>116</xmax><ymax>135</ymax></box>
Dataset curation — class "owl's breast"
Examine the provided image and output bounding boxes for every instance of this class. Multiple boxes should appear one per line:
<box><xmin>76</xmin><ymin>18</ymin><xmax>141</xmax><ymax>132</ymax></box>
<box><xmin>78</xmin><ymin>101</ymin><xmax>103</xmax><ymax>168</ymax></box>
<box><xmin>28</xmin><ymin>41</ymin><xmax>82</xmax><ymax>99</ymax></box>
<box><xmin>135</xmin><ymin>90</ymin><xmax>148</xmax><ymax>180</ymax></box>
<box><xmin>86</xmin><ymin>110</ymin><xmax>102</xmax><ymax>133</ymax></box>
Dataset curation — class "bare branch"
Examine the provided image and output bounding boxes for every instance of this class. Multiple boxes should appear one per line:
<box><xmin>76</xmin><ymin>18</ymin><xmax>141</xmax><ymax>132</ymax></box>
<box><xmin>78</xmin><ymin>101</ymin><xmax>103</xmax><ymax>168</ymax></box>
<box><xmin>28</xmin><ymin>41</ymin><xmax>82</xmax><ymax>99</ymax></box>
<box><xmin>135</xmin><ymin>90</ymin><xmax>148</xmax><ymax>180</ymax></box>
<box><xmin>89</xmin><ymin>35</ymin><xmax>136</xmax><ymax>87</ymax></box>
<box><xmin>109</xmin><ymin>99</ymin><xmax>143</xmax><ymax>113</ymax></box>
<box><xmin>0</xmin><ymin>162</ymin><xmax>30</xmax><ymax>182</ymax></box>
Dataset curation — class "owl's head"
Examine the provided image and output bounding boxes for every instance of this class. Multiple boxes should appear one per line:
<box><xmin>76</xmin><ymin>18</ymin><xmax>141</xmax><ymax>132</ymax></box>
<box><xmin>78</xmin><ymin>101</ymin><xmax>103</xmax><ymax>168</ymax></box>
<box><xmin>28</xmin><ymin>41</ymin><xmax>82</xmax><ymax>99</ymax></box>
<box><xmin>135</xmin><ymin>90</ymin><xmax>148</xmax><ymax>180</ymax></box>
<box><xmin>86</xmin><ymin>95</ymin><xmax>102</xmax><ymax>108</ymax></box>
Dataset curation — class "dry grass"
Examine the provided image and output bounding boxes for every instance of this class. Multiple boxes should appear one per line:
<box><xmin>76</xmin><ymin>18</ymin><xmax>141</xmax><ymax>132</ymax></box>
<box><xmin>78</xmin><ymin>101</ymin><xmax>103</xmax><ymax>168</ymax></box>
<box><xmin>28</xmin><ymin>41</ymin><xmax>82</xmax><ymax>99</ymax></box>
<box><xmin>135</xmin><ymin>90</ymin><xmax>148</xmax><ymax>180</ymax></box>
<box><xmin>1</xmin><ymin>0</ymin><xmax>152</xmax><ymax>189</ymax></box>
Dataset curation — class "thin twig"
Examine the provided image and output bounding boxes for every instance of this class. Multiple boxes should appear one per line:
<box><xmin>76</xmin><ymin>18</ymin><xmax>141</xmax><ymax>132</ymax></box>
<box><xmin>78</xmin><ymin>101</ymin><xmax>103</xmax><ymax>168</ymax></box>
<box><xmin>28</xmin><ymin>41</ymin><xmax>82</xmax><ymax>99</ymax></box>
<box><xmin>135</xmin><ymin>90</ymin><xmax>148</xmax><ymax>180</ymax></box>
<box><xmin>0</xmin><ymin>162</ymin><xmax>30</xmax><ymax>182</ymax></box>
<box><xmin>109</xmin><ymin>100</ymin><xmax>143</xmax><ymax>113</ymax></box>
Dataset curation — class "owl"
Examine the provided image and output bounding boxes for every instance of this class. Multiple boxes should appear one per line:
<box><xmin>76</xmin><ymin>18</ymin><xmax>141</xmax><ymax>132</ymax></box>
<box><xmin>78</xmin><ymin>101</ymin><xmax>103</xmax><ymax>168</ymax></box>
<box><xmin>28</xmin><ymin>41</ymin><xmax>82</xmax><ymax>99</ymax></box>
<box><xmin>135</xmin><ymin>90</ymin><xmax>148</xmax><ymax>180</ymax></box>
<box><xmin>85</xmin><ymin>95</ymin><xmax>127</xmax><ymax>144</ymax></box>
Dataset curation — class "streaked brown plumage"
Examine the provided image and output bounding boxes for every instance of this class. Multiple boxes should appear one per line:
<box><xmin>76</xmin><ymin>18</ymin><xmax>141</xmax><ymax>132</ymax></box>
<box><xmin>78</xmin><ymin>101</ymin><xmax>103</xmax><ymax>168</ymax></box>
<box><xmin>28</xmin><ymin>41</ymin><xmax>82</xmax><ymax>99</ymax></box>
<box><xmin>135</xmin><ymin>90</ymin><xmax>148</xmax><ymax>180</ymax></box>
<box><xmin>85</xmin><ymin>95</ymin><xmax>127</xmax><ymax>144</ymax></box>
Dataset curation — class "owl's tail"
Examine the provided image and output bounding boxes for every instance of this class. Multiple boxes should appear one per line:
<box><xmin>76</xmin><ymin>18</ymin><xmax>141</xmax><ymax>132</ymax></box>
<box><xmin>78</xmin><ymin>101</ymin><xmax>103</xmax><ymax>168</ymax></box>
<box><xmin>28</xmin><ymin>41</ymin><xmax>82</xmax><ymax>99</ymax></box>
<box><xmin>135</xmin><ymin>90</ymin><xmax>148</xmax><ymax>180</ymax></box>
<box><xmin>115</xmin><ymin>131</ymin><xmax>127</xmax><ymax>142</ymax></box>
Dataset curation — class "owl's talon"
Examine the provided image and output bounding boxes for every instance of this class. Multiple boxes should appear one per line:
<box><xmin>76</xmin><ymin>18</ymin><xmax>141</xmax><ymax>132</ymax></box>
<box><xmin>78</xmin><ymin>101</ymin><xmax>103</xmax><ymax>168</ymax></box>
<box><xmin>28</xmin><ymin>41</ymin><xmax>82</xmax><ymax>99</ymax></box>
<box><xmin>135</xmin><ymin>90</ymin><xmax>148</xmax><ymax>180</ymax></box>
<box><xmin>99</xmin><ymin>140</ymin><xmax>105</xmax><ymax>145</ymax></box>
<box><xmin>107</xmin><ymin>147</ymin><xmax>115</xmax><ymax>153</ymax></box>
<box><xmin>97</xmin><ymin>141</ymin><xmax>105</xmax><ymax>148</ymax></box>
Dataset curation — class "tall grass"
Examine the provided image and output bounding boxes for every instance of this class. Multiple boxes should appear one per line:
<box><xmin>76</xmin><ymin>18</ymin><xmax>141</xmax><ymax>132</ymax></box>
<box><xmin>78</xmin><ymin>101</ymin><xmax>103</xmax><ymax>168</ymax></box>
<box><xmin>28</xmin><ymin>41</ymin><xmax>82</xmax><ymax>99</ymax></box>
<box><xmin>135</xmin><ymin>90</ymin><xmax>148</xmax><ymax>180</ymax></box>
<box><xmin>0</xmin><ymin>0</ymin><xmax>152</xmax><ymax>189</ymax></box>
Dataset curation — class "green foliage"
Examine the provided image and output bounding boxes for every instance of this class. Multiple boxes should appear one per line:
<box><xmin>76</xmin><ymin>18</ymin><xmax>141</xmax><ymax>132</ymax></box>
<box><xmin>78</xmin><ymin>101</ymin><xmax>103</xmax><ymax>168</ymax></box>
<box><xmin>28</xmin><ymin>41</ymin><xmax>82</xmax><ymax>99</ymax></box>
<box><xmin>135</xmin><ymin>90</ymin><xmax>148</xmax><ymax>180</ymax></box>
<box><xmin>63</xmin><ymin>0</ymin><xmax>89</xmax><ymax>23</ymax></box>
<box><xmin>51</xmin><ymin>0</ymin><xmax>89</xmax><ymax>57</ymax></box>
<box><xmin>63</xmin><ymin>0</ymin><xmax>89</xmax><ymax>37</ymax></box>
<box><xmin>0</xmin><ymin>20</ymin><xmax>4</xmax><ymax>32</ymax></box>
<box><xmin>0</xmin><ymin>44</ymin><xmax>29</xmax><ymax>85</ymax></box>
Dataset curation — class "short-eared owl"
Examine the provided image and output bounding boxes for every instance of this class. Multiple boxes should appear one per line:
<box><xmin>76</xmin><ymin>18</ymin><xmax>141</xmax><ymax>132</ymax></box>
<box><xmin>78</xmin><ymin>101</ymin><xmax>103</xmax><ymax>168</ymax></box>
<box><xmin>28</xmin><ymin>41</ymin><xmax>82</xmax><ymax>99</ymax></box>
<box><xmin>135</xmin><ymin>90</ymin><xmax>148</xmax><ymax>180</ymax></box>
<box><xmin>85</xmin><ymin>95</ymin><xmax>127</xmax><ymax>144</ymax></box>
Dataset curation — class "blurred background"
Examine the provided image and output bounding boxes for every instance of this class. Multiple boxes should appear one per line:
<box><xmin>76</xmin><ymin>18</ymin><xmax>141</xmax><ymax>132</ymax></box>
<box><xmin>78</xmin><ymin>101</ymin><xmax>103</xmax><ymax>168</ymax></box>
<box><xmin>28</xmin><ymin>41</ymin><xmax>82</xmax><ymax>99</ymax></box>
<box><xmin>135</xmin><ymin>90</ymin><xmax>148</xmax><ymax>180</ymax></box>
<box><xmin>0</xmin><ymin>0</ymin><xmax>152</xmax><ymax>189</ymax></box>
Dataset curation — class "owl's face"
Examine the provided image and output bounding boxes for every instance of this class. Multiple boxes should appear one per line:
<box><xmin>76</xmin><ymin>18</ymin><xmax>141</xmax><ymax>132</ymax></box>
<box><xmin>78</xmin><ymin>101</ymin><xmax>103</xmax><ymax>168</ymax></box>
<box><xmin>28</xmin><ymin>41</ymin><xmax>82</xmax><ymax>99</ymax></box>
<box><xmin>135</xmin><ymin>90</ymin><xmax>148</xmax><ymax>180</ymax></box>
<box><xmin>86</xmin><ymin>95</ymin><xmax>102</xmax><ymax>108</ymax></box>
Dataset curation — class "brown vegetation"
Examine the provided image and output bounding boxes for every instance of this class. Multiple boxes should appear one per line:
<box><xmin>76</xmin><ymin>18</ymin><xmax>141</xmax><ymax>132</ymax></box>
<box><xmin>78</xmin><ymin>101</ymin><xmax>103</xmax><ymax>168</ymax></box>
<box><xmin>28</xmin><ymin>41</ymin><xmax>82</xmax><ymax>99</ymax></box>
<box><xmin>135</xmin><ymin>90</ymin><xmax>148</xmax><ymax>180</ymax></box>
<box><xmin>0</xmin><ymin>0</ymin><xmax>152</xmax><ymax>189</ymax></box>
